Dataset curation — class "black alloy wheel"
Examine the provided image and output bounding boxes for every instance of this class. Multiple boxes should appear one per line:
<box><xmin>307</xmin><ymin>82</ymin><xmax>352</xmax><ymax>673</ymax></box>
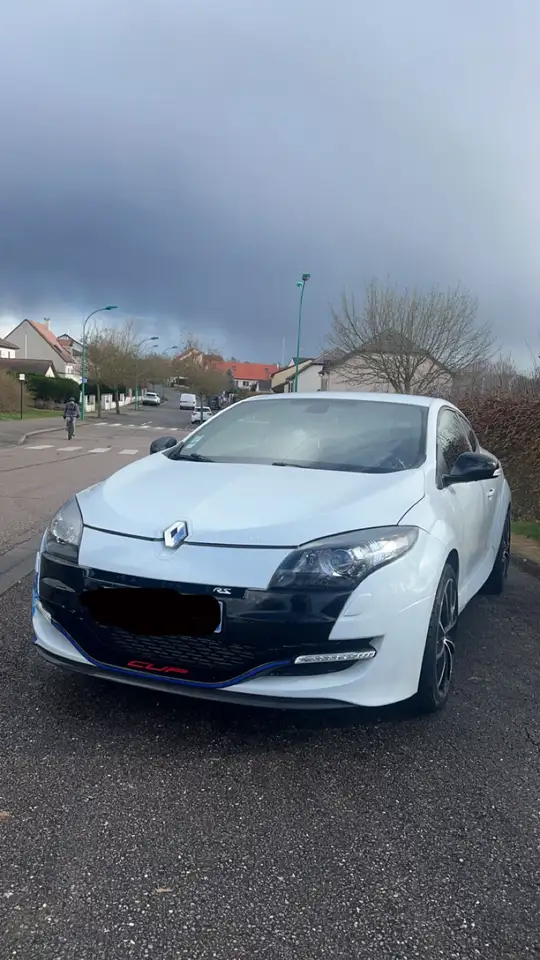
<box><xmin>414</xmin><ymin>562</ymin><xmax>458</xmax><ymax>715</ymax></box>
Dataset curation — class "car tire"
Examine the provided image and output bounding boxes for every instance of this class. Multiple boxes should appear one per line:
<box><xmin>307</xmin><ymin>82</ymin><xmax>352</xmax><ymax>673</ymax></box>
<box><xmin>481</xmin><ymin>509</ymin><xmax>511</xmax><ymax>596</ymax></box>
<box><xmin>414</xmin><ymin>562</ymin><xmax>458</xmax><ymax>715</ymax></box>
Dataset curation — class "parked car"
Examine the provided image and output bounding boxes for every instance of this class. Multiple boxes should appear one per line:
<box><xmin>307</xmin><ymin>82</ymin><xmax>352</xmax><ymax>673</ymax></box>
<box><xmin>141</xmin><ymin>392</ymin><xmax>161</xmax><ymax>406</ymax></box>
<box><xmin>209</xmin><ymin>395</ymin><xmax>221</xmax><ymax>411</ymax></box>
<box><xmin>191</xmin><ymin>406</ymin><xmax>213</xmax><ymax>424</ymax></box>
<box><xmin>32</xmin><ymin>392</ymin><xmax>510</xmax><ymax>716</ymax></box>
<box><xmin>179</xmin><ymin>393</ymin><xmax>197</xmax><ymax>411</ymax></box>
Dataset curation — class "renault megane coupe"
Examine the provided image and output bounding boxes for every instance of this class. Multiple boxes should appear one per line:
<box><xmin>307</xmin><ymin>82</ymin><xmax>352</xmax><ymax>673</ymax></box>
<box><xmin>32</xmin><ymin>392</ymin><xmax>511</xmax><ymax>714</ymax></box>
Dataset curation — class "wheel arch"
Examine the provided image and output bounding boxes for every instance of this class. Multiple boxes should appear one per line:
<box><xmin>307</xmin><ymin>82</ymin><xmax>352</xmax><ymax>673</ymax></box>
<box><xmin>446</xmin><ymin>549</ymin><xmax>459</xmax><ymax>583</ymax></box>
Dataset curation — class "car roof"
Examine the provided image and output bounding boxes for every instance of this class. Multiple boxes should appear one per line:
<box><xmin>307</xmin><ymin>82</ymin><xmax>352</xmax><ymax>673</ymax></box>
<box><xmin>239</xmin><ymin>391</ymin><xmax>450</xmax><ymax>410</ymax></box>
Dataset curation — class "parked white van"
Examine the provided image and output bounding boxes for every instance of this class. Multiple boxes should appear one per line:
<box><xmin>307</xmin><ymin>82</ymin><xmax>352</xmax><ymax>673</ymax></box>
<box><xmin>179</xmin><ymin>393</ymin><xmax>197</xmax><ymax>410</ymax></box>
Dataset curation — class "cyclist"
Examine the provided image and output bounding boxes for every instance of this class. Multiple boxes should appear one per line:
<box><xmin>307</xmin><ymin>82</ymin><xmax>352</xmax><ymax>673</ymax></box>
<box><xmin>63</xmin><ymin>397</ymin><xmax>80</xmax><ymax>439</ymax></box>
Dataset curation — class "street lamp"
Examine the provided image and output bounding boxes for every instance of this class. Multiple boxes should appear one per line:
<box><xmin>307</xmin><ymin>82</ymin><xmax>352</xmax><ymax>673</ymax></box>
<box><xmin>161</xmin><ymin>346</ymin><xmax>179</xmax><ymax>396</ymax></box>
<box><xmin>80</xmin><ymin>305</ymin><xmax>117</xmax><ymax>421</ymax></box>
<box><xmin>294</xmin><ymin>274</ymin><xmax>311</xmax><ymax>392</ymax></box>
<box><xmin>134</xmin><ymin>336</ymin><xmax>159</xmax><ymax>408</ymax></box>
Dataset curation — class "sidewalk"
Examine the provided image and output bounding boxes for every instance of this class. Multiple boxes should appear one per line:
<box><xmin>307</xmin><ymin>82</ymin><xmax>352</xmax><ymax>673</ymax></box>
<box><xmin>0</xmin><ymin>405</ymin><xmax>140</xmax><ymax>448</ymax></box>
<box><xmin>0</xmin><ymin>416</ymin><xmax>66</xmax><ymax>448</ymax></box>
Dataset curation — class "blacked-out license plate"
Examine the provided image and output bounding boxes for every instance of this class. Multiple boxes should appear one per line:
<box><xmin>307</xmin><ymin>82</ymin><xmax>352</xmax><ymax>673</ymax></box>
<box><xmin>81</xmin><ymin>588</ymin><xmax>224</xmax><ymax>637</ymax></box>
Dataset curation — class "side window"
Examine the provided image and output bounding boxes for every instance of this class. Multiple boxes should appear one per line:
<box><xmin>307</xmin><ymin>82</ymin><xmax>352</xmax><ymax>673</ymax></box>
<box><xmin>458</xmin><ymin>415</ymin><xmax>479</xmax><ymax>451</ymax></box>
<box><xmin>437</xmin><ymin>409</ymin><xmax>472</xmax><ymax>476</ymax></box>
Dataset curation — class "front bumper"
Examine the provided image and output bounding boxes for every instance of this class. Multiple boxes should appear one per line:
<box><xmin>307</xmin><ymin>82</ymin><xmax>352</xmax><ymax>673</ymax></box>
<box><xmin>33</xmin><ymin>536</ymin><xmax>439</xmax><ymax>707</ymax></box>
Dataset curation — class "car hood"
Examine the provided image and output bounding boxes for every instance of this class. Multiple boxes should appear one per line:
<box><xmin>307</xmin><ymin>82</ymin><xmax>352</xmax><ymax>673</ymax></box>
<box><xmin>76</xmin><ymin>455</ymin><xmax>426</xmax><ymax>547</ymax></box>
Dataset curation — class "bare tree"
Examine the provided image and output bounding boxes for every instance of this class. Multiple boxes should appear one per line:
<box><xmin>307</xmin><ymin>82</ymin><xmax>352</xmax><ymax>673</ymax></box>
<box><xmin>172</xmin><ymin>355</ymin><xmax>230</xmax><ymax>399</ymax></box>
<box><xmin>328</xmin><ymin>278</ymin><xmax>495</xmax><ymax>395</ymax></box>
<box><xmin>169</xmin><ymin>335</ymin><xmax>229</xmax><ymax>399</ymax></box>
<box><xmin>453</xmin><ymin>350</ymin><xmax>540</xmax><ymax>400</ymax></box>
<box><xmin>85</xmin><ymin>333</ymin><xmax>111</xmax><ymax>416</ymax></box>
<box><xmin>86</xmin><ymin>324</ymin><xmax>140</xmax><ymax>415</ymax></box>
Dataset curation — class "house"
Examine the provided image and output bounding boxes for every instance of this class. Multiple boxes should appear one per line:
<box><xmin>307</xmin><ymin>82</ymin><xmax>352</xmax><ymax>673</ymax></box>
<box><xmin>175</xmin><ymin>347</ymin><xmax>224</xmax><ymax>367</ymax></box>
<box><xmin>5</xmin><ymin>319</ymin><xmax>78</xmax><ymax>379</ymax></box>
<box><xmin>212</xmin><ymin>361</ymin><xmax>280</xmax><ymax>393</ymax></box>
<box><xmin>320</xmin><ymin>336</ymin><xmax>453</xmax><ymax>395</ymax></box>
<box><xmin>271</xmin><ymin>358</ymin><xmax>323</xmax><ymax>393</ymax></box>
<box><xmin>0</xmin><ymin>358</ymin><xmax>56</xmax><ymax>377</ymax></box>
<box><xmin>271</xmin><ymin>358</ymin><xmax>324</xmax><ymax>393</ymax></box>
<box><xmin>0</xmin><ymin>337</ymin><xmax>19</xmax><ymax>359</ymax></box>
<box><xmin>57</xmin><ymin>334</ymin><xmax>83</xmax><ymax>359</ymax></box>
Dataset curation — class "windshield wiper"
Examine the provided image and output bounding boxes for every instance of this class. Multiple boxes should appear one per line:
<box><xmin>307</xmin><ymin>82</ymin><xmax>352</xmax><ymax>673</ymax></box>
<box><xmin>271</xmin><ymin>461</ymin><xmax>312</xmax><ymax>469</ymax></box>
<box><xmin>177</xmin><ymin>453</ymin><xmax>214</xmax><ymax>462</ymax></box>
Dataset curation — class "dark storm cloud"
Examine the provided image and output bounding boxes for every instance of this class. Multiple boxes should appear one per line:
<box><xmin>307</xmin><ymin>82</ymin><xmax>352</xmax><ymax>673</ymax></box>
<box><xmin>0</xmin><ymin>0</ymin><xmax>539</xmax><ymax>361</ymax></box>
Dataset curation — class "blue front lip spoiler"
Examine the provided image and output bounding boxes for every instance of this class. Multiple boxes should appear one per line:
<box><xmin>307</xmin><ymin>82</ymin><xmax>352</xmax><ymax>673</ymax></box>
<box><xmin>33</xmin><ymin>607</ymin><xmax>292</xmax><ymax>690</ymax></box>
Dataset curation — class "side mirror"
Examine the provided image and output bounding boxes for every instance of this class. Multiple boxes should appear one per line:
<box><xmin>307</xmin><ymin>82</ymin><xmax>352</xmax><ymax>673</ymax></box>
<box><xmin>443</xmin><ymin>451</ymin><xmax>499</xmax><ymax>486</ymax></box>
<box><xmin>149</xmin><ymin>436</ymin><xmax>177</xmax><ymax>455</ymax></box>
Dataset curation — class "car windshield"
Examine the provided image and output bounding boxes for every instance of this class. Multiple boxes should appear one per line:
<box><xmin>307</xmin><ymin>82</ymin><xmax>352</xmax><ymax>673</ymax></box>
<box><xmin>171</xmin><ymin>398</ymin><xmax>427</xmax><ymax>473</ymax></box>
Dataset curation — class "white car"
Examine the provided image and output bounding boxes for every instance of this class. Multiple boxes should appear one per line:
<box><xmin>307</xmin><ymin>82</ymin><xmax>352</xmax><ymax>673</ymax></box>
<box><xmin>32</xmin><ymin>393</ymin><xmax>511</xmax><ymax>715</ymax></box>
<box><xmin>191</xmin><ymin>406</ymin><xmax>212</xmax><ymax>424</ymax></box>
<box><xmin>141</xmin><ymin>392</ymin><xmax>161</xmax><ymax>406</ymax></box>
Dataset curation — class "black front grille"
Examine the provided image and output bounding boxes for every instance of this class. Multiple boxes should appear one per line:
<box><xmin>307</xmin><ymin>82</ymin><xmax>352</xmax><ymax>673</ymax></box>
<box><xmin>50</xmin><ymin>607</ymin><xmax>292</xmax><ymax>683</ymax></box>
<box><xmin>39</xmin><ymin>556</ymin><xmax>358</xmax><ymax>685</ymax></box>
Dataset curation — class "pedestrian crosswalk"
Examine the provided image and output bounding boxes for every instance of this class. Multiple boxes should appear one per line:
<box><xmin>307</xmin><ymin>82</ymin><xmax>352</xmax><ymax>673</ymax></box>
<box><xmin>26</xmin><ymin>443</ymin><xmax>142</xmax><ymax>457</ymax></box>
<box><xmin>92</xmin><ymin>420</ymin><xmax>188</xmax><ymax>433</ymax></box>
<box><xmin>94</xmin><ymin>422</ymin><xmax>174</xmax><ymax>431</ymax></box>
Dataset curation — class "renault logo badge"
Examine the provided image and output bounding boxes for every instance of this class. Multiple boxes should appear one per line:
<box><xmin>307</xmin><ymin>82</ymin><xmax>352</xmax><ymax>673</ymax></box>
<box><xmin>163</xmin><ymin>520</ymin><xmax>188</xmax><ymax>549</ymax></box>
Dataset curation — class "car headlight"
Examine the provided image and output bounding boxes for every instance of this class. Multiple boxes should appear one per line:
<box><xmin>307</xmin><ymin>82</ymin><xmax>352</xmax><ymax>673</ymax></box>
<box><xmin>44</xmin><ymin>496</ymin><xmax>83</xmax><ymax>562</ymax></box>
<box><xmin>269</xmin><ymin>526</ymin><xmax>419</xmax><ymax>591</ymax></box>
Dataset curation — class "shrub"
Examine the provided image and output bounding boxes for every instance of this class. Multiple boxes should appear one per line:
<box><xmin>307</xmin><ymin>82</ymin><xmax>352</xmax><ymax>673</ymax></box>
<box><xmin>25</xmin><ymin>374</ymin><xmax>82</xmax><ymax>403</ymax></box>
<box><xmin>0</xmin><ymin>371</ymin><xmax>30</xmax><ymax>412</ymax></box>
<box><xmin>460</xmin><ymin>392</ymin><xmax>540</xmax><ymax>520</ymax></box>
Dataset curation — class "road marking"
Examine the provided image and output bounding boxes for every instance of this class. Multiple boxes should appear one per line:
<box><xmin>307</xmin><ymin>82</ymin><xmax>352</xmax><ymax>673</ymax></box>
<box><xmin>88</xmin><ymin>447</ymin><xmax>111</xmax><ymax>454</ymax></box>
<box><xmin>118</xmin><ymin>449</ymin><xmax>139</xmax><ymax>455</ymax></box>
<box><xmin>26</xmin><ymin>444</ymin><xmax>54</xmax><ymax>450</ymax></box>
<box><xmin>56</xmin><ymin>446</ymin><xmax>82</xmax><ymax>452</ymax></box>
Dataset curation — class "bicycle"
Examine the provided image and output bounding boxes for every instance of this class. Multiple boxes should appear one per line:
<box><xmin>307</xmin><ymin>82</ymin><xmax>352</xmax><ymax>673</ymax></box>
<box><xmin>65</xmin><ymin>416</ymin><xmax>76</xmax><ymax>440</ymax></box>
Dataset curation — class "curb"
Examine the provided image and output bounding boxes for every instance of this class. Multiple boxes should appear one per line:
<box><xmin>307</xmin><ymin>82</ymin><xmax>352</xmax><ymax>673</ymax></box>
<box><xmin>16</xmin><ymin>420</ymin><xmax>97</xmax><ymax>446</ymax></box>
<box><xmin>17</xmin><ymin>426</ymin><xmax>64</xmax><ymax>446</ymax></box>
<box><xmin>511</xmin><ymin>553</ymin><xmax>540</xmax><ymax>581</ymax></box>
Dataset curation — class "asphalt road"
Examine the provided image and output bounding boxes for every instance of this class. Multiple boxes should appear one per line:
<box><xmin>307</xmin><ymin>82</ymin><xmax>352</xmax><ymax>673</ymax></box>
<box><xmin>0</xmin><ymin>568</ymin><xmax>538</xmax><ymax>959</ymax></box>
<box><xmin>0</xmin><ymin>393</ymin><xmax>192</xmax><ymax>588</ymax></box>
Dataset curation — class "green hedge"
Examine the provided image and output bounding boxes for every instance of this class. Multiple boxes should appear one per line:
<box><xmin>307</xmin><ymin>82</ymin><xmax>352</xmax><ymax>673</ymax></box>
<box><xmin>25</xmin><ymin>374</ymin><xmax>82</xmax><ymax>403</ymax></box>
<box><xmin>85</xmin><ymin>381</ymin><xmax>128</xmax><ymax>395</ymax></box>
<box><xmin>23</xmin><ymin>375</ymin><xmax>129</xmax><ymax>402</ymax></box>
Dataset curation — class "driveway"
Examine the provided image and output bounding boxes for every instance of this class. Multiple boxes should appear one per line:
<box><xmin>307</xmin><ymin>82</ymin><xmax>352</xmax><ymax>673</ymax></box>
<box><xmin>0</xmin><ymin>569</ymin><xmax>538</xmax><ymax>959</ymax></box>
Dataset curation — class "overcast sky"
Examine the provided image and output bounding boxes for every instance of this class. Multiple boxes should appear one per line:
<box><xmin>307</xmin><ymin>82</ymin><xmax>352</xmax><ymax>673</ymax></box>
<box><xmin>0</xmin><ymin>0</ymin><xmax>539</xmax><ymax>365</ymax></box>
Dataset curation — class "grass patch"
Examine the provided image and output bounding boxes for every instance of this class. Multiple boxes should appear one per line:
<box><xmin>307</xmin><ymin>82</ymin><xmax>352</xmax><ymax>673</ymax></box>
<box><xmin>0</xmin><ymin>408</ymin><xmax>63</xmax><ymax>421</ymax></box>
<box><xmin>512</xmin><ymin>520</ymin><xmax>540</xmax><ymax>543</ymax></box>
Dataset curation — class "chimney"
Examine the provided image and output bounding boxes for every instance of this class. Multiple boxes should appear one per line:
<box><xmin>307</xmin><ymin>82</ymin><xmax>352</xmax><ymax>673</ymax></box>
<box><xmin>43</xmin><ymin>317</ymin><xmax>50</xmax><ymax>330</ymax></box>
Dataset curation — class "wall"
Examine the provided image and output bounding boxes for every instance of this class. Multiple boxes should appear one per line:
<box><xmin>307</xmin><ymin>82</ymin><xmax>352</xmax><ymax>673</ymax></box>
<box><xmin>321</xmin><ymin>356</ymin><xmax>452</xmax><ymax>396</ymax></box>
<box><xmin>83</xmin><ymin>392</ymin><xmax>134</xmax><ymax>413</ymax></box>
<box><xmin>272</xmin><ymin>360</ymin><xmax>312</xmax><ymax>391</ymax></box>
<box><xmin>284</xmin><ymin>363</ymin><xmax>323</xmax><ymax>392</ymax></box>
<box><xmin>7</xmin><ymin>321</ymin><xmax>69</xmax><ymax>374</ymax></box>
